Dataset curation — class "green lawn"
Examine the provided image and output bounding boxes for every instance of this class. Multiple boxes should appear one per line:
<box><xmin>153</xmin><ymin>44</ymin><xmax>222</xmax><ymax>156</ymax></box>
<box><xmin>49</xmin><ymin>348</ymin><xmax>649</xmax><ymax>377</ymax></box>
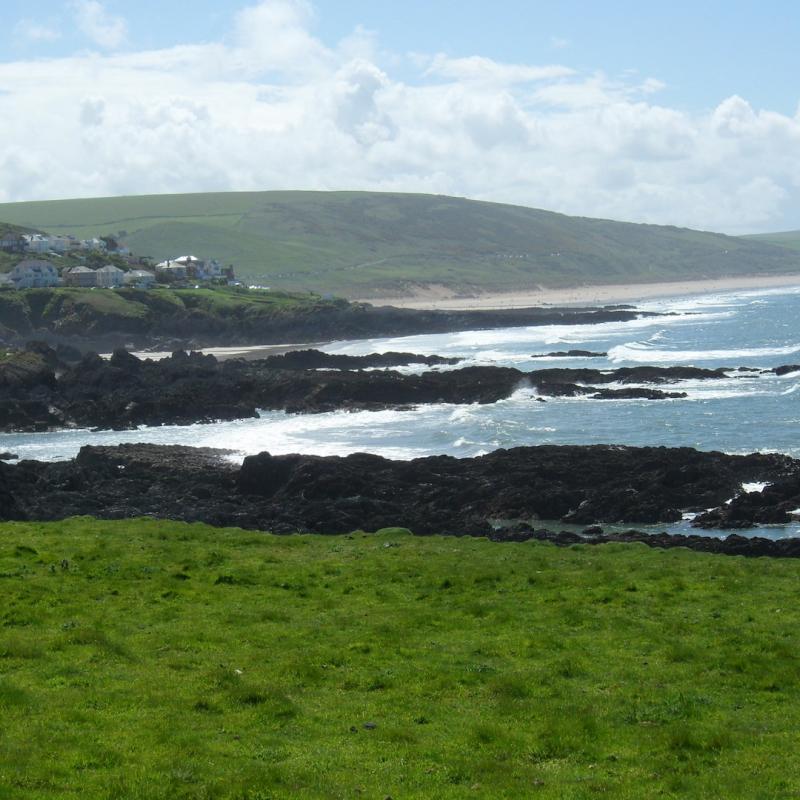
<box><xmin>2</xmin><ymin>518</ymin><xmax>800</xmax><ymax>798</ymax></box>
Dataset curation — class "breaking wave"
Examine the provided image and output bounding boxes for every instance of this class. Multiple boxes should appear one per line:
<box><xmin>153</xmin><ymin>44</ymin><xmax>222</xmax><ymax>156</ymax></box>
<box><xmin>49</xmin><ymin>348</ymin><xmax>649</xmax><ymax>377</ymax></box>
<box><xmin>608</xmin><ymin>342</ymin><xmax>800</xmax><ymax>364</ymax></box>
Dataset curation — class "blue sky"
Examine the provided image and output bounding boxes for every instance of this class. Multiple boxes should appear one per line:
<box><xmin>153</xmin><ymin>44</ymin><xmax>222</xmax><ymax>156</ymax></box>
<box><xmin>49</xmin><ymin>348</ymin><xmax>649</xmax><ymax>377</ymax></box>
<box><xmin>6</xmin><ymin>0</ymin><xmax>799</xmax><ymax>114</ymax></box>
<box><xmin>1</xmin><ymin>1</ymin><xmax>799</xmax><ymax>232</ymax></box>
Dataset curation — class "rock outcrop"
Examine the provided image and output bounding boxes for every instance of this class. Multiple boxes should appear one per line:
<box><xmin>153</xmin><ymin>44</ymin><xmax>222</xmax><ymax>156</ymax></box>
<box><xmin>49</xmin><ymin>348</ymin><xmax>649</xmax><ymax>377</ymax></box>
<box><xmin>1</xmin><ymin>444</ymin><xmax>797</xmax><ymax>550</ymax></box>
<box><xmin>0</xmin><ymin>344</ymin><xmax>776</xmax><ymax>433</ymax></box>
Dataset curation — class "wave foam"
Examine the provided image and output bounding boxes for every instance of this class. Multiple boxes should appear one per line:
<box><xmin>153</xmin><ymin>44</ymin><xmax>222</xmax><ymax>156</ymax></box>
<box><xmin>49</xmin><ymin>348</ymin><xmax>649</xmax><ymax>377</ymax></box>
<box><xmin>609</xmin><ymin>342</ymin><xmax>800</xmax><ymax>364</ymax></box>
<box><xmin>324</xmin><ymin>311</ymin><xmax>733</xmax><ymax>357</ymax></box>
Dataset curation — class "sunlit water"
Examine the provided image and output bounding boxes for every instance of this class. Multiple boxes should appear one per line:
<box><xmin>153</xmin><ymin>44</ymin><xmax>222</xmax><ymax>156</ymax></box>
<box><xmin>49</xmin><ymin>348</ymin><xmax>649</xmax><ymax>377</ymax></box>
<box><xmin>2</xmin><ymin>284</ymin><xmax>799</xmax><ymax>537</ymax></box>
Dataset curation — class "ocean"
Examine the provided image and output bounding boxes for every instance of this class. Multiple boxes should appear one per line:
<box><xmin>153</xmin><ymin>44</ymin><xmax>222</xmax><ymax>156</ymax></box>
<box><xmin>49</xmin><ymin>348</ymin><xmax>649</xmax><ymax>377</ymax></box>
<box><xmin>2</xmin><ymin>284</ymin><xmax>799</xmax><ymax>538</ymax></box>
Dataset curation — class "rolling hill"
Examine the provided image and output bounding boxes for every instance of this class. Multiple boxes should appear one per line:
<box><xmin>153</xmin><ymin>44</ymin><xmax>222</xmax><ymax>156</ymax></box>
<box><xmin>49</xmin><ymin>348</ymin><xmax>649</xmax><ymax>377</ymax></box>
<box><xmin>744</xmin><ymin>230</ymin><xmax>800</xmax><ymax>252</ymax></box>
<box><xmin>0</xmin><ymin>191</ymin><xmax>798</xmax><ymax>297</ymax></box>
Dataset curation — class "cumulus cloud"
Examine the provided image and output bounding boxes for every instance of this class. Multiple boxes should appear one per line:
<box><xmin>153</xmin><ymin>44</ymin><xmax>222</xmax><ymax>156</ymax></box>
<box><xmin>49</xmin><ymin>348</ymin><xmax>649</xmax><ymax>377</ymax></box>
<box><xmin>231</xmin><ymin>0</ymin><xmax>331</xmax><ymax>76</ymax></box>
<box><xmin>1</xmin><ymin>0</ymin><xmax>799</xmax><ymax>234</ymax></box>
<box><xmin>70</xmin><ymin>0</ymin><xmax>127</xmax><ymax>49</ymax></box>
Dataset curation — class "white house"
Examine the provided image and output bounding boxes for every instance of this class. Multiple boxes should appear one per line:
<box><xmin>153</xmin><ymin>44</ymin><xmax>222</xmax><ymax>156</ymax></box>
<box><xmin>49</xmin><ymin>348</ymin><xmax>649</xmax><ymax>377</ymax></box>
<box><xmin>20</xmin><ymin>233</ymin><xmax>78</xmax><ymax>254</ymax></box>
<box><xmin>22</xmin><ymin>234</ymin><xmax>51</xmax><ymax>254</ymax></box>
<box><xmin>80</xmin><ymin>238</ymin><xmax>107</xmax><ymax>252</ymax></box>
<box><xmin>123</xmin><ymin>269</ymin><xmax>156</xmax><ymax>289</ymax></box>
<box><xmin>157</xmin><ymin>255</ymin><xmax>225</xmax><ymax>281</ymax></box>
<box><xmin>95</xmin><ymin>265</ymin><xmax>125</xmax><ymax>288</ymax></box>
<box><xmin>6</xmin><ymin>260</ymin><xmax>60</xmax><ymax>288</ymax></box>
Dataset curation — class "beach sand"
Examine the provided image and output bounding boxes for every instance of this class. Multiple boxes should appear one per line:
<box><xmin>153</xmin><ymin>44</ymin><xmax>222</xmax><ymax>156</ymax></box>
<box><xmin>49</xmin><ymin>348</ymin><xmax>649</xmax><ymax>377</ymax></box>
<box><xmin>124</xmin><ymin>342</ymin><xmax>329</xmax><ymax>362</ymax></box>
<box><xmin>357</xmin><ymin>274</ymin><xmax>800</xmax><ymax>310</ymax></box>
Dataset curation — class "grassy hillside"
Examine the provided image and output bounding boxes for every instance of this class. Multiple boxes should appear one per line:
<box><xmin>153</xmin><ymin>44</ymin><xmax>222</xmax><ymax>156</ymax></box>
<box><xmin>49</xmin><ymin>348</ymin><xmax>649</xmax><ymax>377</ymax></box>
<box><xmin>2</xmin><ymin>518</ymin><xmax>800</xmax><ymax>798</ymax></box>
<box><xmin>745</xmin><ymin>230</ymin><xmax>800</xmax><ymax>252</ymax></box>
<box><xmin>0</xmin><ymin>191</ymin><xmax>798</xmax><ymax>296</ymax></box>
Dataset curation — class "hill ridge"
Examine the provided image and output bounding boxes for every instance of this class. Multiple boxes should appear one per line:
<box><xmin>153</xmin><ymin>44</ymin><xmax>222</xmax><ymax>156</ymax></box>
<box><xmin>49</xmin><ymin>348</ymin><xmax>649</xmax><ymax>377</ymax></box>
<box><xmin>0</xmin><ymin>190</ymin><xmax>797</xmax><ymax>296</ymax></box>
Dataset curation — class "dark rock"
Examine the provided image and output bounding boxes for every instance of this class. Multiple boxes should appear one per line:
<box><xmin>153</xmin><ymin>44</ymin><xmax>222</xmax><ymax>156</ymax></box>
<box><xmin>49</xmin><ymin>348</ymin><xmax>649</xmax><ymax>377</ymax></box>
<box><xmin>772</xmin><ymin>365</ymin><xmax>800</xmax><ymax>376</ymax></box>
<box><xmin>54</xmin><ymin>343</ymin><xmax>84</xmax><ymax>363</ymax></box>
<box><xmin>531</xmin><ymin>350</ymin><xmax>607</xmax><ymax>358</ymax></box>
<box><xmin>693</xmin><ymin>473</ymin><xmax>800</xmax><ymax>529</ymax></box>
<box><xmin>590</xmin><ymin>388</ymin><xmax>688</xmax><ymax>400</ymax></box>
<box><xmin>0</xmin><ymin>443</ymin><xmax>798</xmax><ymax>554</ymax></box>
<box><xmin>24</xmin><ymin>341</ymin><xmax>63</xmax><ymax>369</ymax></box>
<box><xmin>109</xmin><ymin>348</ymin><xmax>143</xmax><ymax>371</ymax></box>
<box><xmin>532</xmin><ymin>365</ymin><xmax>729</xmax><ymax>386</ymax></box>
<box><xmin>258</xmin><ymin>349</ymin><xmax>461</xmax><ymax>370</ymax></box>
<box><xmin>0</xmin><ymin>341</ymin><xmax>777</xmax><ymax>433</ymax></box>
<box><xmin>583</xmin><ymin>525</ymin><xmax>604</xmax><ymax>535</ymax></box>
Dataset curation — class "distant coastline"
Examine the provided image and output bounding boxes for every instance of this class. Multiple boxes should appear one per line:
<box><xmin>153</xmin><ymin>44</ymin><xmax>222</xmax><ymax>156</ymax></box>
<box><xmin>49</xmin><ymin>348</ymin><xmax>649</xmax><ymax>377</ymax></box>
<box><xmin>358</xmin><ymin>273</ymin><xmax>800</xmax><ymax>310</ymax></box>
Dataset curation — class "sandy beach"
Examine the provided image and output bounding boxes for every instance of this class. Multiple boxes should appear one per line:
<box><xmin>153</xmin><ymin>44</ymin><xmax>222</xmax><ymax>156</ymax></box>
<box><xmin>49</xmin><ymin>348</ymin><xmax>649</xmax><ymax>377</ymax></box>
<box><xmin>358</xmin><ymin>274</ymin><xmax>800</xmax><ymax>310</ymax></box>
<box><xmin>123</xmin><ymin>342</ymin><xmax>330</xmax><ymax>362</ymax></box>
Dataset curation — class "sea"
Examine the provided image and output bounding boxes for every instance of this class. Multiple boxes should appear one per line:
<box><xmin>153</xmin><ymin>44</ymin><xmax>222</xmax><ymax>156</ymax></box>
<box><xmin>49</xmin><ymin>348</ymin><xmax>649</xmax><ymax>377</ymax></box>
<box><xmin>3</xmin><ymin>283</ymin><xmax>799</xmax><ymax>539</ymax></box>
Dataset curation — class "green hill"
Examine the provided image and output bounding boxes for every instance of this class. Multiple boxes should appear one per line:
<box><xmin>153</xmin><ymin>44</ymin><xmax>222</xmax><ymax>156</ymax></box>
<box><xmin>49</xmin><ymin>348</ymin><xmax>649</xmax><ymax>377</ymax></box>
<box><xmin>0</xmin><ymin>191</ymin><xmax>797</xmax><ymax>296</ymax></box>
<box><xmin>744</xmin><ymin>230</ymin><xmax>800</xmax><ymax>252</ymax></box>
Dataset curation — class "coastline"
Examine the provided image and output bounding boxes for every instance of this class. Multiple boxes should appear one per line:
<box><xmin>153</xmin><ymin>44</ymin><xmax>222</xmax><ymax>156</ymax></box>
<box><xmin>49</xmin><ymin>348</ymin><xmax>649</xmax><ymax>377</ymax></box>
<box><xmin>356</xmin><ymin>273</ymin><xmax>800</xmax><ymax>310</ymax></box>
<box><xmin>93</xmin><ymin>273</ymin><xmax>800</xmax><ymax>362</ymax></box>
<box><xmin>127</xmin><ymin>342</ymin><xmax>330</xmax><ymax>362</ymax></box>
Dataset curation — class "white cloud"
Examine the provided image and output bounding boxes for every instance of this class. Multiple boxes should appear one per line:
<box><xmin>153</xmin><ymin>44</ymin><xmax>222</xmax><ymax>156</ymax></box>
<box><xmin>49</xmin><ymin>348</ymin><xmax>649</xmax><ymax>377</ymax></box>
<box><xmin>231</xmin><ymin>0</ymin><xmax>331</xmax><ymax>76</ymax></box>
<box><xmin>426</xmin><ymin>54</ymin><xmax>574</xmax><ymax>84</ymax></box>
<box><xmin>13</xmin><ymin>19</ymin><xmax>61</xmax><ymax>43</ymax></box>
<box><xmin>1</xmin><ymin>0</ymin><xmax>799</xmax><ymax>234</ymax></box>
<box><xmin>70</xmin><ymin>0</ymin><xmax>127</xmax><ymax>49</ymax></box>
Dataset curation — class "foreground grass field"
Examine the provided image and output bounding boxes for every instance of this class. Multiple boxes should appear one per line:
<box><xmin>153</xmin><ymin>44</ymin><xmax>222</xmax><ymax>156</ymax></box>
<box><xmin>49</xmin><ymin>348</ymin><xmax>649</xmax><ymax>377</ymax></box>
<box><xmin>2</xmin><ymin>519</ymin><xmax>800</xmax><ymax>799</ymax></box>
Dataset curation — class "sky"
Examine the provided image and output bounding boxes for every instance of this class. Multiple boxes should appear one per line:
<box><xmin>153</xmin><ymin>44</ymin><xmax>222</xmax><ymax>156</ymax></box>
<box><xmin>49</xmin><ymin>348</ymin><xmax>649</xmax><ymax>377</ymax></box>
<box><xmin>1</xmin><ymin>0</ymin><xmax>799</xmax><ymax>233</ymax></box>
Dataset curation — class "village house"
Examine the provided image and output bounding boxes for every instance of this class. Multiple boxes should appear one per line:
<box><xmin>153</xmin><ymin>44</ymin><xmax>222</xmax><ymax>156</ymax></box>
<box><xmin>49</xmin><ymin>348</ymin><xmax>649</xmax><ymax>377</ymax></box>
<box><xmin>62</xmin><ymin>266</ymin><xmax>97</xmax><ymax>287</ymax></box>
<box><xmin>0</xmin><ymin>232</ymin><xmax>27</xmax><ymax>253</ymax></box>
<box><xmin>156</xmin><ymin>255</ymin><xmax>229</xmax><ymax>282</ymax></box>
<box><xmin>19</xmin><ymin>234</ymin><xmax>108</xmax><ymax>256</ymax></box>
<box><xmin>123</xmin><ymin>269</ymin><xmax>156</xmax><ymax>289</ymax></box>
<box><xmin>22</xmin><ymin>234</ymin><xmax>52</xmax><ymax>254</ymax></box>
<box><xmin>80</xmin><ymin>237</ymin><xmax>107</xmax><ymax>252</ymax></box>
<box><xmin>48</xmin><ymin>236</ymin><xmax>73</xmax><ymax>254</ymax></box>
<box><xmin>95</xmin><ymin>265</ymin><xmax>125</xmax><ymax>288</ymax></box>
<box><xmin>154</xmin><ymin>260</ymin><xmax>188</xmax><ymax>281</ymax></box>
<box><xmin>3</xmin><ymin>259</ymin><xmax>60</xmax><ymax>289</ymax></box>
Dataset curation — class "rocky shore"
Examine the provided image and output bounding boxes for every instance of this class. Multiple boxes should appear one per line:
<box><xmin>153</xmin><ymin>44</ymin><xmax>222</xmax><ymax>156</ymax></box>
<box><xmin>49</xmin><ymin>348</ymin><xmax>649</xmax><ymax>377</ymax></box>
<box><xmin>1</xmin><ymin>443</ymin><xmax>799</xmax><ymax>556</ymax></box>
<box><xmin>0</xmin><ymin>293</ymin><xmax>650</xmax><ymax>353</ymax></box>
<box><xmin>1</xmin><ymin>343</ymin><xmax>793</xmax><ymax>432</ymax></box>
